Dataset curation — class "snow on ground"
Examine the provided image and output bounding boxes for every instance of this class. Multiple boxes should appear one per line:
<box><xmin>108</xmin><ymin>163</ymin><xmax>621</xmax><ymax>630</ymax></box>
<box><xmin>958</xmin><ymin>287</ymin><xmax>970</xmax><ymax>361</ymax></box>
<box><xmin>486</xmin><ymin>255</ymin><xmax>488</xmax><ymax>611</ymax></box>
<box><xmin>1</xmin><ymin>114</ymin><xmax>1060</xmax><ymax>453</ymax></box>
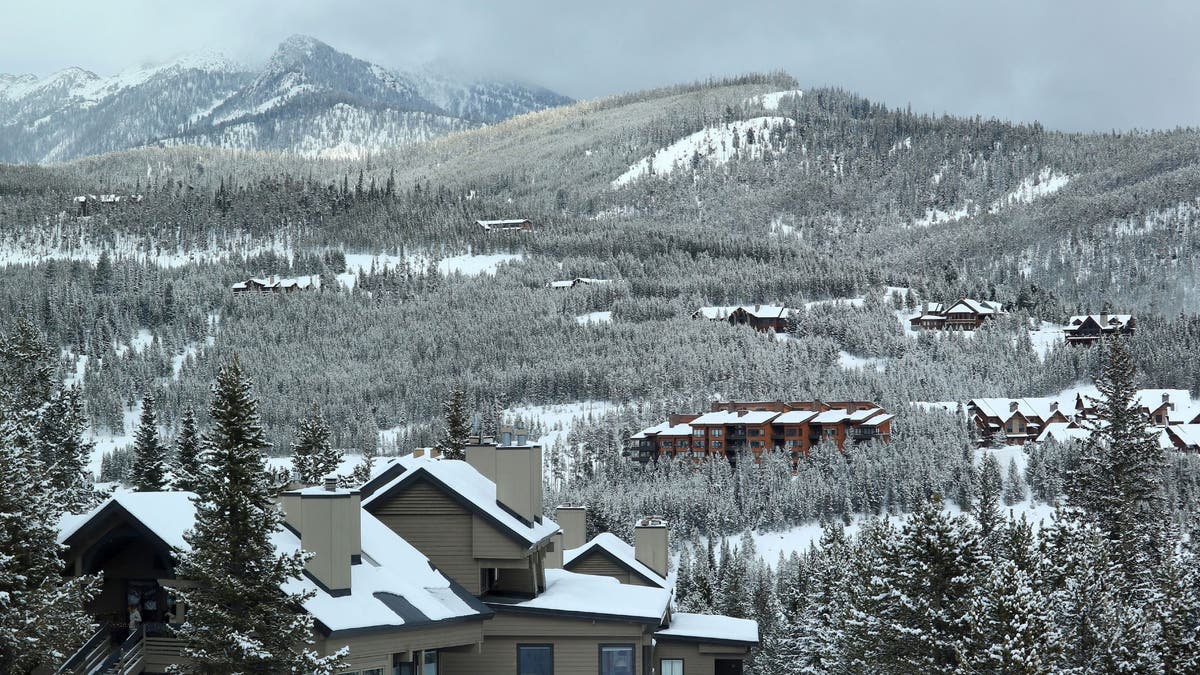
<box><xmin>338</xmin><ymin>250</ymin><xmax>524</xmax><ymax>288</ymax></box>
<box><xmin>911</xmin><ymin>401</ymin><xmax>962</xmax><ymax>414</ymax></box>
<box><xmin>0</xmin><ymin>230</ymin><xmax>297</xmax><ymax>269</ymax></box>
<box><xmin>838</xmin><ymin>351</ymin><xmax>886</xmax><ymax>372</ymax></box>
<box><xmin>803</xmin><ymin>296</ymin><xmax>865</xmax><ymax>310</ymax></box>
<box><xmin>1027</xmin><ymin>321</ymin><xmax>1065</xmax><ymax>359</ymax></box>
<box><xmin>504</xmin><ymin>401</ymin><xmax>621</xmax><ymax>465</ymax></box>
<box><xmin>744</xmin><ymin>89</ymin><xmax>803</xmax><ymax>110</ymax></box>
<box><xmin>906</xmin><ymin>168</ymin><xmax>1070</xmax><ymax>228</ymax></box>
<box><xmin>989</xmin><ymin>168</ymin><xmax>1070</xmax><ymax>212</ymax></box>
<box><xmin>87</xmin><ymin>404</ymin><xmax>142</xmax><ymax>476</ymax></box>
<box><xmin>574</xmin><ymin>311</ymin><xmax>613</xmax><ymax>325</ymax></box>
<box><xmin>768</xmin><ymin>217</ymin><xmax>797</xmax><ymax>237</ymax></box>
<box><xmin>612</xmin><ymin>116</ymin><xmax>794</xmax><ymax>188</ymax></box>
<box><xmin>721</xmin><ymin>498</ymin><xmax>1057</xmax><ymax>568</ymax></box>
<box><xmin>265</xmin><ymin>453</ymin><xmax>364</xmax><ymax>479</ymax></box>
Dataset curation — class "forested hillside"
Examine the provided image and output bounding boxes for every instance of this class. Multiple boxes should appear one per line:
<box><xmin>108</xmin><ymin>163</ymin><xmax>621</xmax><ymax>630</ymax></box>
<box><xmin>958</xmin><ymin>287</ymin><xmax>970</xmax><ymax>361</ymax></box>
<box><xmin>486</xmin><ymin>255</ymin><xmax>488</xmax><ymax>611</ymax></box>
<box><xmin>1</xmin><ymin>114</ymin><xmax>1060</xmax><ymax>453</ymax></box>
<box><xmin>3</xmin><ymin>72</ymin><xmax>1200</xmax><ymax>456</ymax></box>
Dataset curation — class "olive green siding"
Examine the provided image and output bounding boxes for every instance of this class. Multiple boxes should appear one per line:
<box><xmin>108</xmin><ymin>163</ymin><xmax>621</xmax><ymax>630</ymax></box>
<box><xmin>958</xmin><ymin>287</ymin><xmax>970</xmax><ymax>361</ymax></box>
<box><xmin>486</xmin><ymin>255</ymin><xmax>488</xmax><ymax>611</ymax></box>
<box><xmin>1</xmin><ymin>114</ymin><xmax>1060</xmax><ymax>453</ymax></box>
<box><xmin>369</xmin><ymin>481</ymin><xmax>479</xmax><ymax>593</ymax></box>
<box><xmin>315</xmin><ymin>621</ymin><xmax>485</xmax><ymax>671</ymax></box>
<box><xmin>654</xmin><ymin>641</ymin><xmax>750</xmax><ymax>675</ymax></box>
<box><xmin>566</xmin><ymin>550</ymin><xmax>654</xmax><ymax>586</ymax></box>
<box><xmin>440</xmin><ymin>612</ymin><xmax>652</xmax><ymax>675</ymax></box>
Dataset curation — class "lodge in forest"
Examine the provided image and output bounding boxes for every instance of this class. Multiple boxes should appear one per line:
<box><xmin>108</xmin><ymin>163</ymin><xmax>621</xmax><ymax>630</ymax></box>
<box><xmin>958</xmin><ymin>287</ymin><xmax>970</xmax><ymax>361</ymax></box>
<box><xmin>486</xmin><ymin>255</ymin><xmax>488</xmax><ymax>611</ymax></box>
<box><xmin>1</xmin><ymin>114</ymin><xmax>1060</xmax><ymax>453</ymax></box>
<box><xmin>909</xmin><ymin>298</ymin><xmax>1005</xmax><ymax>331</ymax></box>
<box><xmin>630</xmin><ymin>400</ymin><xmax>893</xmax><ymax>463</ymax></box>
<box><xmin>55</xmin><ymin>434</ymin><xmax>756</xmax><ymax>674</ymax></box>
<box><xmin>692</xmin><ymin>305</ymin><xmax>794</xmax><ymax>333</ymax></box>
<box><xmin>230</xmin><ymin>274</ymin><xmax>321</xmax><ymax>294</ymax></box>
<box><xmin>969</xmin><ymin>388</ymin><xmax>1200</xmax><ymax>446</ymax></box>
<box><xmin>476</xmin><ymin>218</ymin><xmax>534</xmax><ymax>233</ymax></box>
<box><xmin>547</xmin><ymin>277</ymin><xmax>612</xmax><ymax>289</ymax></box>
<box><xmin>1062</xmin><ymin>313</ymin><xmax>1136</xmax><ymax>346</ymax></box>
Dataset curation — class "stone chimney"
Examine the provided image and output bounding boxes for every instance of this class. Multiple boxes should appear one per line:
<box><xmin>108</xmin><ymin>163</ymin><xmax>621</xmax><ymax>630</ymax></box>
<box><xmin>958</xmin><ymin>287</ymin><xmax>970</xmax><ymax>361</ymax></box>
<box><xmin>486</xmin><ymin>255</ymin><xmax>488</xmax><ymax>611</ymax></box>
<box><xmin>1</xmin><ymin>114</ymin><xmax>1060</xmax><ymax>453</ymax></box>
<box><xmin>1101</xmin><ymin>313</ymin><xmax>1109</xmax><ymax>325</ymax></box>
<box><xmin>1009</xmin><ymin>401</ymin><xmax>1019</xmax><ymax>413</ymax></box>
<box><xmin>1050</xmin><ymin>402</ymin><xmax>1059</xmax><ymax>412</ymax></box>
<box><xmin>466</xmin><ymin>442</ymin><xmax>497</xmax><ymax>482</ymax></box>
<box><xmin>286</xmin><ymin>477</ymin><xmax>361</xmax><ymax>596</ymax></box>
<box><xmin>557</xmin><ymin>506</ymin><xmax>587</xmax><ymax>552</ymax></box>
<box><xmin>634</xmin><ymin>516</ymin><xmax>669</xmax><ymax>579</ymax></box>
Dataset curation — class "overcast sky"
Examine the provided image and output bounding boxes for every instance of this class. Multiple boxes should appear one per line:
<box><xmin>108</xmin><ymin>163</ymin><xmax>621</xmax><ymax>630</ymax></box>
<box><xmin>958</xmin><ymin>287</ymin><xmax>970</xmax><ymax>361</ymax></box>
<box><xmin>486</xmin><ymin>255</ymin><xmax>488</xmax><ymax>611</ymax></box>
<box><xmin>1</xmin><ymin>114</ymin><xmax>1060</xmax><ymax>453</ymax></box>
<box><xmin>2</xmin><ymin>0</ymin><xmax>1196</xmax><ymax>132</ymax></box>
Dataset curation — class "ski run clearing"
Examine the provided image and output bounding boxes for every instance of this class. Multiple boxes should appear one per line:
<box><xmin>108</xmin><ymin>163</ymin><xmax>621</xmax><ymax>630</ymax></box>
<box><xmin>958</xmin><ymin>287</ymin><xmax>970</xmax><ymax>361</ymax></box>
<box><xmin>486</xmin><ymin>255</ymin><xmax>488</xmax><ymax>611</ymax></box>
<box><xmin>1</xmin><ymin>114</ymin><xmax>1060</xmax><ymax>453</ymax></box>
<box><xmin>612</xmin><ymin>116</ymin><xmax>794</xmax><ymax>188</ymax></box>
<box><xmin>337</xmin><ymin>251</ymin><xmax>523</xmax><ymax>288</ymax></box>
<box><xmin>744</xmin><ymin>89</ymin><xmax>804</xmax><ymax>110</ymax></box>
<box><xmin>910</xmin><ymin>168</ymin><xmax>1071</xmax><ymax>228</ymax></box>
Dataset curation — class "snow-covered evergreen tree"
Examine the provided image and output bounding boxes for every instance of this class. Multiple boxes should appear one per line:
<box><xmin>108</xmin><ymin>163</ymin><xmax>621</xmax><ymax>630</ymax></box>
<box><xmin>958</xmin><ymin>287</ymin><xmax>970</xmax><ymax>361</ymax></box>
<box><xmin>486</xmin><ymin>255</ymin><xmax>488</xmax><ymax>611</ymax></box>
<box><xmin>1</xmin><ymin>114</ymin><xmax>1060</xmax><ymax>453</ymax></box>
<box><xmin>172</xmin><ymin>359</ymin><xmax>344</xmax><ymax>673</ymax></box>
<box><xmin>437</xmin><ymin>388</ymin><xmax>471</xmax><ymax>460</ymax></box>
<box><xmin>1003</xmin><ymin>457</ymin><xmax>1026</xmax><ymax>506</ymax></box>
<box><xmin>291</xmin><ymin>408</ymin><xmax>340</xmax><ymax>484</ymax></box>
<box><xmin>173</xmin><ymin>408</ymin><xmax>203</xmax><ymax>493</ymax></box>
<box><xmin>975</xmin><ymin>452</ymin><xmax>1003</xmax><ymax>538</ymax></box>
<box><xmin>0</xmin><ymin>414</ymin><xmax>98</xmax><ymax>672</ymax></box>
<box><xmin>131</xmin><ymin>391</ymin><xmax>168</xmax><ymax>491</ymax></box>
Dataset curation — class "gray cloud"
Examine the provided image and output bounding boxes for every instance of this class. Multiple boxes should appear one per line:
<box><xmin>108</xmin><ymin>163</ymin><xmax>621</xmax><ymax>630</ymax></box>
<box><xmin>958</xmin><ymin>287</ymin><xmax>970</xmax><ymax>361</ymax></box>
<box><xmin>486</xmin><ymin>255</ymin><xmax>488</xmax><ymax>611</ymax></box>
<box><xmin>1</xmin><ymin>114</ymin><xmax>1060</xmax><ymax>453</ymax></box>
<box><xmin>1</xmin><ymin>0</ymin><xmax>1196</xmax><ymax>131</ymax></box>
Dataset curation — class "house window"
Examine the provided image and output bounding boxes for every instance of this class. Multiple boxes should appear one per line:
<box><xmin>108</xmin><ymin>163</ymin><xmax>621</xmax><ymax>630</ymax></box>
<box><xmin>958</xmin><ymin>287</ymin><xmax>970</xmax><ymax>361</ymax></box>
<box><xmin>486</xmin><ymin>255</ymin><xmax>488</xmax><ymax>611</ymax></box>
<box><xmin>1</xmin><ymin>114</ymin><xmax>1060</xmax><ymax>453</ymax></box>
<box><xmin>748</xmin><ymin>428</ymin><xmax>762</xmax><ymax>436</ymax></box>
<box><xmin>364</xmin><ymin>670</ymin><xmax>383</xmax><ymax>675</ymax></box>
<box><xmin>600</xmin><ymin>644</ymin><xmax>635</xmax><ymax>675</ymax></box>
<box><xmin>518</xmin><ymin>645</ymin><xmax>553</xmax><ymax>675</ymax></box>
<box><xmin>785</xmin><ymin>428</ymin><xmax>798</xmax><ymax>436</ymax></box>
<box><xmin>392</xmin><ymin>653</ymin><xmax>415</xmax><ymax>675</ymax></box>
<box><xmin>711</xmin><ymin>429</ymin><xmax>723</xmax><ymax>437</ymax></box>
<box><xmin>480</xmin><ymin>568</ymin><xmax>497</xmax><ymax>594</ymax></box>
<box><xmin>661</xmin><ymin>440</ymin><xmax>672</xmax><ymax>448</ymax></box>
<box><xmin>695</xmin><ymin>440</ymin><xmax>705</xmax><ymax>448</ymax></box>
<box><xmin>661</xmin><ymin>659</ymin><xmax>684</xmax><ymax>675</ymax></box>
<box><xmin>712</xmin><ymin>441</ymin><xmax>723</xmax><ymax>449</ymax></box>
<box><xmin>750</xmin><ymin>441</ymin><xmax>762</xmax><ymax>448</ymax></box>
<box><xmin>1006</xmin><ymin>421</ymin><xmax>1014</xmax><ymax>433</ymax></box>
<box><xmin>824</xmin><ymin>428</ymin><xmax>836</xmax><ymax>437</ymax></box>
<box><xmin>694</xmin><ymin>430</ymin><xmax>705</xmax><ymax>437</ymax></box>
<box><xmin>422</xmin><ymin>650</ymin><xmax>437</xmax><ymax>675</ymax></box>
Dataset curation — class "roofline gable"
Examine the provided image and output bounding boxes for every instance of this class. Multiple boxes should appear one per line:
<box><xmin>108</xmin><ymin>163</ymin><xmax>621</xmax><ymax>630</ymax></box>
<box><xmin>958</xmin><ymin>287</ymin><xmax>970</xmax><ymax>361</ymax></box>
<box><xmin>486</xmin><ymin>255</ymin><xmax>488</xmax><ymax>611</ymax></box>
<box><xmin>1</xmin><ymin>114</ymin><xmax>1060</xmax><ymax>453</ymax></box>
<box><xmin>363</xmin><ymin>467</ymin><xmax>552</xmax><ymax>550</ymax></box>
<box><xmin>62</xmin><ymin>499</ymin><xmax>179</xmax><ymax>558</ymax></box>
<box><xmin>563</xmin><ymin>543</ymin><xmax>667</xmax><ymax>588</ymax></box>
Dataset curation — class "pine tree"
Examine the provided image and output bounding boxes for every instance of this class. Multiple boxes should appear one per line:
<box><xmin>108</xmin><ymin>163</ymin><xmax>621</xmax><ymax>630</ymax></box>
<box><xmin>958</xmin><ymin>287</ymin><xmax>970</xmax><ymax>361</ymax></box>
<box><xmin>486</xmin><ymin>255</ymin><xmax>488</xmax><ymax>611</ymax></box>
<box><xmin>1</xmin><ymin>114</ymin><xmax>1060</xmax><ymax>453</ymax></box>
<box><xmin>38</xmin><ymin>387</ymin><xmax>98</xmax><ymax>511</ymax></box>
<box><xmin>0</xmin><ymin>419</ymin><xmax>98</xmax><ymax>672</ymax></box>
<box><xmin>173</xmin><ymin>408</ymin><xmax>203</xmax><ymax>493</ymax></box>
<box><xmin>131</xmin><ymin>391</ymin><xmax>168</xmax><ymax>491</ymax></box>
<box><xmin>1076</xmin><ymin>335</ymin><xmax>1169</xmax><ymax>583</ymax></box>
<box><xmin>172</xmin><ymin>359</ymin><xmax>344</xmax><ymax>673</ymax></box>
<box><xmin>291</xmin><ymin>408</ymin><xmax>340</xmax><ymax>484</ymax></box>
<box><xmin>1003</xmin><ymin>457</ymin><xmax>1027</xmax><ymax>506</ymax></box>
<box><xmin>975</xmin><ymin>452</ymin><xmax>1003</xmax><ymax>538</ymax></box>
<box><xmin>437</xmin><ymin>388</ymin><xmax>471</xmax><ymax>460</ymax></box>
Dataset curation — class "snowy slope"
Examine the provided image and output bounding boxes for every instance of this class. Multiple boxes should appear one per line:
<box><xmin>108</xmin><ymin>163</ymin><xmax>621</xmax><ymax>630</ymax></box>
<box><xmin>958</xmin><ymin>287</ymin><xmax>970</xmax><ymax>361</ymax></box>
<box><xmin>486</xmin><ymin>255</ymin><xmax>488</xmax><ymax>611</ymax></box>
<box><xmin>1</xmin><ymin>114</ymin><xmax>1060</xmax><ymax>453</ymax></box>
<box><xmin>908</xmin><ymin>167</ymin><xmax>1071</xmax><ymax>228</ymax></box>
<box><xmin>613</xmin><ymin>116</ymin><xmax>794</xmax><ymax>187</ymax></box>
<box><xmin>0</xmin><ymin>35</ymin><xmax>571</xmax><ymax>163</ymax></box>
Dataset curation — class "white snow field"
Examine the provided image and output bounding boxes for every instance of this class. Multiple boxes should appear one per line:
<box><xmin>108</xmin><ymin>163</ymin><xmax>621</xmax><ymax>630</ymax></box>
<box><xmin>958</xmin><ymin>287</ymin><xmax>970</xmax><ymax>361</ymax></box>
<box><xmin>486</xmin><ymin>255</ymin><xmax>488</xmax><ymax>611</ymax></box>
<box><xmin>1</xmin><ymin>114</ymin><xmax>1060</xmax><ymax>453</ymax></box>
<box><xmin>574</xmin><ymin>311</ymin><xmax>613</xmax><ymax>325</ymax></box>
<box><xmin>908</xmin><ymin>167</ymin><xmax>1070</xmax><ymax>228</ymax></box>
<box><xmin>744</xmin><ymin>89</ymin><xmax>803</xmax><ymax>110</ymax></box>
<box><xmin>613</xmin><ymin>116</ymin><xmax>794</xmax><ymax>187</ymax></box>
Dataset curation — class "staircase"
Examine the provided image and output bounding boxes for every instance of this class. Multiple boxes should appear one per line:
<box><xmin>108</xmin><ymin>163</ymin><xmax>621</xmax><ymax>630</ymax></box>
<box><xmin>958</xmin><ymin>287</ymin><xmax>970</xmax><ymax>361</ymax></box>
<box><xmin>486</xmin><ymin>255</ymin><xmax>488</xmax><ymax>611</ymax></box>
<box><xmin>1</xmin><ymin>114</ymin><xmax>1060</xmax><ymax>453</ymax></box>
<box><xmin>56</xmin><ymin>623</ymin><xmax>144</xmax><ymax>675</ymax></box>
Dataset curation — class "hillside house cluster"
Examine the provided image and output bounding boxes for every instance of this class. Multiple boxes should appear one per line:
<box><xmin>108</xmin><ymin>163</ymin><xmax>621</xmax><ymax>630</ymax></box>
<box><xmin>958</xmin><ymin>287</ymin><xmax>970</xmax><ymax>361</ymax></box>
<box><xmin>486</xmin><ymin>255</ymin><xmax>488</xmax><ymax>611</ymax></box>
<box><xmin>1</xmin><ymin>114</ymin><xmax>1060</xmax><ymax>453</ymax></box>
<box><xmin>910</xmin><ymin>298</ymin><xmax>1005</xmax><ymax>331</ymax></box>
<box><xmin>231</xmin><ymin>274</ymin><xmax>321</xmax><ymax>294</ymax></box>
<box><xmin>476</xmin><ymin>218</ymin><xmax>534</xmax><ymax>233</ymax></box>
<box><xmin>74</xmin><ymin>193</ymin><xmax>144</xmax><ymax>216</ymax></box>
<box><xmin>1063</xmin><ymin>313</ymin><xmax>1136</xmax><ymax>346</ymax></box>
<box><xmin>969</xmin><ymin>388</ymin><xmax>1200</xmax><ymax>449</ymax></box>
<box><xmin>630</xmin><ymin>400</ymin><xmax>893</xmax><ymax>463</ymax></box>
<box><xmin>692</xmin><ymin>305</ymin><xmax>794</xmax><ymax>333</ymax></box>
<box><xmin>55</xmin><ymin>435</ymin><xmax>756</xmax><ymax>674</ymax></box>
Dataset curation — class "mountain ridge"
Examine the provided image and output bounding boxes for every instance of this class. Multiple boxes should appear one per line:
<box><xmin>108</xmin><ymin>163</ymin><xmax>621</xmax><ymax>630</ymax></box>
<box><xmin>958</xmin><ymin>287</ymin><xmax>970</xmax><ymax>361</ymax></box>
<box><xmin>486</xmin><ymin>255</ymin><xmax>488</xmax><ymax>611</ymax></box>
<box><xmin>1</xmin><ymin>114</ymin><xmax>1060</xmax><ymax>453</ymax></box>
<box><xmin>0</xmin><ymin>35</ymin><xmax>572</xmax><ymax>164</ymax></box>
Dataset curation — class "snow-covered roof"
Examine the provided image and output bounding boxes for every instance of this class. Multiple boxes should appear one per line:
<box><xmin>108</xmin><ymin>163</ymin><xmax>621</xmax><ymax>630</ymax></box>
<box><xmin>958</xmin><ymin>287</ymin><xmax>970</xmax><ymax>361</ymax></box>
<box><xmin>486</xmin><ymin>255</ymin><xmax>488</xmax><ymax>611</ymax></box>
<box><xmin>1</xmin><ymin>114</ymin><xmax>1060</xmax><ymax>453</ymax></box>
<box><xmin>1065</xmin><ymin>314</ymin><xmax>1133</xmax><ymax>329</ymax></box>
<box><xmin>58</xmin><ymin>491</ymin><xmax>489</xmax><ymax>635</ymax></box>
<box><xmin>694</xmin><ymin>305</ymin><xmax>793</xmax><ymax>320</ymax></box>
<box><xmin>691</xmin><ymin>410</ymin><xmax>779</xmax><ymax>425</ymax></box>
<box><xmin>969</xmin><ymin>397</ymin><xmax>1073</xmax><ymax>423</ymax></box>
<box><xmin>477</xmin><ymin>219</ymin><xmax>531</xmax><ymax>230</ymax></box>
<box><xmin>774</xmin><ymin>410</ymin><xmax>818</xmax><ymax>424</ymax></box>
<box><xmin>362</xmin><ymin>456</ymin><xmax>560</xmax><ymax>548</ymax></box>
<box><xmin>1134</xmin><ymin>389</ymin><xmax>1192</xmax><ymax>413</ymax></box>
<box><xmin>860</xmin><ymin>413</ymin><xmax>894</xmax><ymax>427</ymax></box>
<box><xmin>1035</xmin><ymin>422</ymin><xmax>1090</xmax><ymax>444</ymax></box>
<box><xmin>563</xmin><ymin>532</ymin><xmax>669</xmax><ymax>588</ymax></box>
<box><xmin>1167</xmin><ymin>425</ymin><xmax>1200</xmax><ymax>450</ymax></box>
<box><xmin>655</xmin><ymin>612</ymin><xmax>759</xmax><ymax>646</ymax></box>
<box><xmin>631</xmin><ymin>421</ymin><xmax>695</xmax><ymax>439</ymax></box>
<box><xmin>490</xmin><ymin>568</ymin><xmax>670</xmax><ymax>623</ymax></box>
<box><xmin>232</xmin><ymin>274</ymin><xmax>320</xmax><ymax>291</ymax></box>
<box><xmin>946</xmin><ymin>298</ymin><xmax>1003</xmax><ymax>315</ymax></box>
